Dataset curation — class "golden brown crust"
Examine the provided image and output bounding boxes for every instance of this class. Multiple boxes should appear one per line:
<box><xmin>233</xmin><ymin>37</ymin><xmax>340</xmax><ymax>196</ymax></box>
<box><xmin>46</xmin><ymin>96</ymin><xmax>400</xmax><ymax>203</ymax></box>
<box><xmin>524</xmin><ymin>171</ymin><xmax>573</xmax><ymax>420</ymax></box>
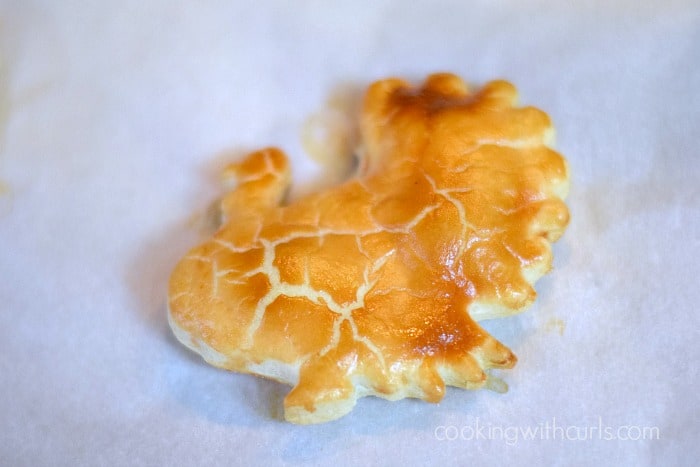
<box><xmin>168</xmin><ymin>73</ymin><xmax>570</xmax><ymax>424</ymax></box>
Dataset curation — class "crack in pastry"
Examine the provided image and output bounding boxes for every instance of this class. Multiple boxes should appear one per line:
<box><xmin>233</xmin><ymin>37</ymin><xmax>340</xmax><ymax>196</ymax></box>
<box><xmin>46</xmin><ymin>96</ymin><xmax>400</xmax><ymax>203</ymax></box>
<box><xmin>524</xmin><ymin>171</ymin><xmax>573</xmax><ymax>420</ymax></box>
<box><xmin>168</xmin><ymin>73</ymin><xmax>570</xmax><ymax>424</ymax></box>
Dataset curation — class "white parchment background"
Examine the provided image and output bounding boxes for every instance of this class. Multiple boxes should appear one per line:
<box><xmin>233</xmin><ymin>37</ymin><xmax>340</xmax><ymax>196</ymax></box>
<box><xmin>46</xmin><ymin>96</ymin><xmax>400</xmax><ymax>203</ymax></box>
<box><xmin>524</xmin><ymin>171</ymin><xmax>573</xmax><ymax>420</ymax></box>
<box><xmin>1</xmin><ymin>1</ymin><xmax>698</xmax><ymax>465</ymax></box>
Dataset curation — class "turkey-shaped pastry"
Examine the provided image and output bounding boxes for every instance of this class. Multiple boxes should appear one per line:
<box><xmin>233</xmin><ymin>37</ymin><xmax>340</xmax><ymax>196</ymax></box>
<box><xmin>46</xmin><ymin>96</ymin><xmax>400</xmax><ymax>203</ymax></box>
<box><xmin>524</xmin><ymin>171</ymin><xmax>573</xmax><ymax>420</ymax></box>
<box><xmin>168</xmin><ymin>73</ymin><xmax>570</xmax><ymax>424</ymax></box>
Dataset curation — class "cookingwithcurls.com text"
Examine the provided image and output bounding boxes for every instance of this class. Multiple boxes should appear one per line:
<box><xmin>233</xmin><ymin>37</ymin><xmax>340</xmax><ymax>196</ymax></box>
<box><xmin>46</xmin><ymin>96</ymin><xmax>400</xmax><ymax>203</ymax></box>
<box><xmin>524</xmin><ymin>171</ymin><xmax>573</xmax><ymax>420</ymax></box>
<box><xmin>434</xmin><ymin>417</ymin><xmax>660</xmax><ymax>445</ymax></box>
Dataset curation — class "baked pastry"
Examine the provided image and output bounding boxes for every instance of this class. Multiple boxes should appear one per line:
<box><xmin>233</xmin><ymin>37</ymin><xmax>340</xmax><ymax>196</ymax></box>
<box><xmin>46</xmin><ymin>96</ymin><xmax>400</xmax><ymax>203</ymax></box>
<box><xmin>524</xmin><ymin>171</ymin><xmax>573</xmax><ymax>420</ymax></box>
<box><xmin>168</xmin><ymin>73</ymin><xmax>570</xmax><ymax>424</ymax></box>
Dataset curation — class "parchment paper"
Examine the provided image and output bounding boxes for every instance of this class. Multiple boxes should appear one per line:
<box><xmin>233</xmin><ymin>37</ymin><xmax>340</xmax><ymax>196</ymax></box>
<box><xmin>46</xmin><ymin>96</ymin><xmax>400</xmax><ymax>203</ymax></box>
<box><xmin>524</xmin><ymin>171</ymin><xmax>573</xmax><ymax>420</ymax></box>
<box><xmin>1</xmin><ymin>1</ymin><xmax>698</xmax><ymax>465</ymax></box>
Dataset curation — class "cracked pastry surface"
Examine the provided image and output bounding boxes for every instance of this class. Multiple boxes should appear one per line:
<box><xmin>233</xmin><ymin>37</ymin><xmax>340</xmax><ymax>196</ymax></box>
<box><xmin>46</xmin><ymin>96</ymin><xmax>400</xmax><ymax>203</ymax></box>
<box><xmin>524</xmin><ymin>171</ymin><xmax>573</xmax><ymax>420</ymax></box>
<box><xmin>168</xmin><ymin>73</ymin><xmax>570</xmax><ymax>424</ymax></box>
